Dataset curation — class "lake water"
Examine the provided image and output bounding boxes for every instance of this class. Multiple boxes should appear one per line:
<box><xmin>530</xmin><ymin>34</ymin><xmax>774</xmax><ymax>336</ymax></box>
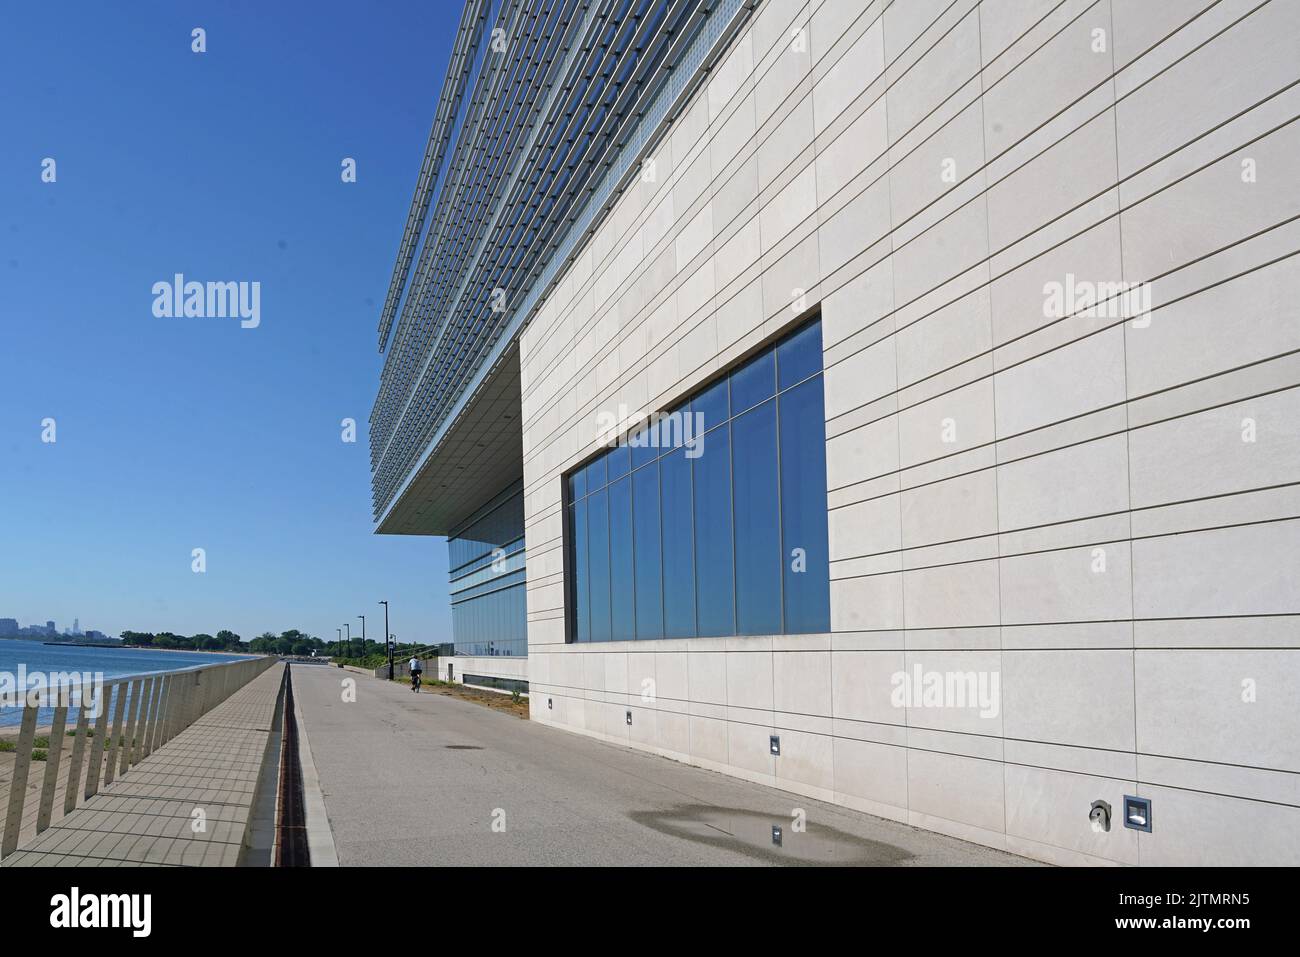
<box><xmin>0</xmin><ymin>638</ymin><xmax>255</xmax><ymax>729</ymax></box>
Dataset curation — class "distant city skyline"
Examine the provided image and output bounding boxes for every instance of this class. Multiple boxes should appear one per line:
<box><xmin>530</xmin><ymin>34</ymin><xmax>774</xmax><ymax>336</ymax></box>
<box><xmin>0</xmin><ymin>616</ymin><xmax>112</xmax><ymax>641</ymax></box>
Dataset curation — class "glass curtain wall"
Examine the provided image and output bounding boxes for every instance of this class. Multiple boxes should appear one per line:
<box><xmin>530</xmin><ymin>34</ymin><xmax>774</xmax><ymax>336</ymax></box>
<box><xmin>449</xmin><ymin>480</ymin><xmax>528</xmax><ymax>656</ymax></box>
<box><xmin>565</xmin><ymin>318</ymin><xmax>830</xmax><ymax>642</ymax></box>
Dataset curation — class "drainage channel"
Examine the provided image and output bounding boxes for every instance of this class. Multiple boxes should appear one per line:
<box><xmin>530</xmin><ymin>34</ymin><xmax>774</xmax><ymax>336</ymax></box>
<box><xmin>275</xmin><ymin>664</ymin><xmax>310</xmax><ymax>866</ymax></box>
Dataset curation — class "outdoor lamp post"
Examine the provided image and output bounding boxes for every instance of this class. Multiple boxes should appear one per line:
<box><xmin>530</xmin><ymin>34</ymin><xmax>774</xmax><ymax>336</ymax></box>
<box><xmin>380</xmin><ymin>600</ymin><xmax>391</xmax><ymax>680</ymax></box>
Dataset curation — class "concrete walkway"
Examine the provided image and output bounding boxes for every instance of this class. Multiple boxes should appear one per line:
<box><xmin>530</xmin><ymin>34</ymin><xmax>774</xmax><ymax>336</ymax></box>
<box><xmin>294</xmin><ymin>666</ymin><xmax>1033</xmax><ymax>866</ymax></box>
<box><xmin>1</xmin><ymin>663</ymin><xmax>285</xmax><ymax>867</ymax></box>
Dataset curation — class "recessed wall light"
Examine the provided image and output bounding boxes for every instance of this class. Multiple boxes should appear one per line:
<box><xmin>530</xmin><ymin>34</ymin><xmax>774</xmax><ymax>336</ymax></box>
<box><xmin>769</xmin><ymin>735</ymin><xmax>780</xmax><ymax>756</ymax></box>
<box><xmin>626</xmin><ymin>709</ymin><xmax>632</xmax><ymax>726</ymax></box>
<box><xmin>1123</xmin><ymin>795</ymin><xmax>1152</xmax><ymax>832</ymax></box>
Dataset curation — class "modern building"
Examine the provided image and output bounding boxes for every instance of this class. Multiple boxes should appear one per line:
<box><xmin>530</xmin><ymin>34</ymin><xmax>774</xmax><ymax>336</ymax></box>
<box><xmin>372</xmin><ymin>0</ymin><xmax>1300</xmax><ymax>865</ymax></box>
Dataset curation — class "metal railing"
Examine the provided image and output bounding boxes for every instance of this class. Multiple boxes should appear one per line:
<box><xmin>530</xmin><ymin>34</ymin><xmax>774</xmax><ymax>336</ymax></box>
<box><xmin>0</xmin><ymin>655</ymin><xmax>276</xmax><ymax>860</ymax></box>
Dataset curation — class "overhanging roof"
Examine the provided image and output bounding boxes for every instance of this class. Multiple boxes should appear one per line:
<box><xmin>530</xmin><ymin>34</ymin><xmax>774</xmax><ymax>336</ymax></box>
<box><xmin>370</xmin><ymin>0</ymin><xmax>755</xmax><ymax>532</ymax></box>
<box><xmin>375</xmin><ymin>345</ymin><xmax>522</xmax><ymax>536</ymax></box>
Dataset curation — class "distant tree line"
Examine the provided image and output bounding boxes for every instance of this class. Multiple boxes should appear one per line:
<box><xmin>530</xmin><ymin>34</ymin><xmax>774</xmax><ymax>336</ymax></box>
<box><xmin>120</xmin><ymin>629</ymin><xmax>318</xmax><ymax>657</ymax></box>
<box><xmin>329</xmin><ymin>638</ymin><xmax>444</xmax><ymax>667</ymax></box>
<box><xmin>117</xmin><ymin>630</ymin><xmax>406</xmax><ymax>659</ymax></box>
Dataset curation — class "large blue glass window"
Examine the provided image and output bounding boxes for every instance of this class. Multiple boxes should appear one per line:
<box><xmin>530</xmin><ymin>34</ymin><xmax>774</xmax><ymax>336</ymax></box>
<box><xmin>565</xmin><ymin>317</ymin><xmax>829</xmax><ymax>642</ymax></box>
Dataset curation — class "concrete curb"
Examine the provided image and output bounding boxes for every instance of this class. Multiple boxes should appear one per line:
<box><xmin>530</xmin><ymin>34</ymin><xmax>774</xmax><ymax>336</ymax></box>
<box><xmin>293</xmin><ymin>678</ymin><xmax>339</xmax><ymax>867</ymax></box>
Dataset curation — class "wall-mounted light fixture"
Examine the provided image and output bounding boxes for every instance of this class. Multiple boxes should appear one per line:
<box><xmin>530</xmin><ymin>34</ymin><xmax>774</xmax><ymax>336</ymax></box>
<box><xmin>1123</xmin><ymin>795</ymin><xmax>1152</xmax><ymax>832</ymax></box>
<box><xmin>769</xmin><ymin>735</ymin><xmax>781</xmax><ymax>756</ymax></box>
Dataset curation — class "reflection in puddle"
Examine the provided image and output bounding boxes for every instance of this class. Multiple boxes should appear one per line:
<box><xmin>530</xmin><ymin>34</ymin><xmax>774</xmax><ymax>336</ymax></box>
<box><xmin>629</xmin><ymin>804</ymin><xmax>914</xmax><ymax>865</ymax></box>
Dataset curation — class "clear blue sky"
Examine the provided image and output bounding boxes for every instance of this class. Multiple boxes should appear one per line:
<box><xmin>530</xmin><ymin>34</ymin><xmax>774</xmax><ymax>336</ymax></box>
<box><xmin>0</xmin><ymin>1</ymin><xmax>460</xmax><ymax>644</ymax></box>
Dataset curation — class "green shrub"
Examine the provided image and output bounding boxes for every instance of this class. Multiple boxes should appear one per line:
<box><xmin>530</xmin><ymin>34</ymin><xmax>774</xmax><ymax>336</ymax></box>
<box><xmin>0</xmin><ymin>740</ymin><xmax>15</xmax><ymax>753</ymax></box>
<box><xmin>32</xmin><ymin>749</ymin><xmax>48</xmax><ymax>761</ymax></box>
<box><xmin>336</xmin><ymin>654</ymin><xmax>399</xmax><ymax>669</ymax></box>
<box><xmin>33</xmin><ymin>736</ymin><xmax>49</xmax><ymax>748</ymax></box>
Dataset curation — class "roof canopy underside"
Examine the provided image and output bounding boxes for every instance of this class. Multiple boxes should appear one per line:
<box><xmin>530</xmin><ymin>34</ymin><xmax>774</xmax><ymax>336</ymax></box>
<box><xmin>375</xmin><ymin>347</ymin><xmax>522</xmax><ymax>536</ymax></box>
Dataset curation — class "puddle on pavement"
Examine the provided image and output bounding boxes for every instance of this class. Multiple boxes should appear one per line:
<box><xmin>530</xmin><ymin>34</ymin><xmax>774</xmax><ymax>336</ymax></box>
<box><xmin>629</xmin><ymin>804</ymin><xmax>914</xmax><ymax>865</ymax></box>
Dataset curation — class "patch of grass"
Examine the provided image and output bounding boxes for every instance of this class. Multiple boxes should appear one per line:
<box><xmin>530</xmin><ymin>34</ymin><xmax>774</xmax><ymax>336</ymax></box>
<box><xmin>0</xmin><ymin>740</ymin><xmax>15</xmax><ymax>752</ymax></box>
<box><xmin>33</xmin><ymin>736</ymin><xmax>50</xmax><ymax>749</ymax></box>
<box><xmin>32</xmin><ymin>749</ymin><xmax>48</xmax><ymax>761</ymax></box>
<box><xmin>390</xmin><ymin>672</ymin><xmax>526</xmax><ymax>714</ymax></box>
<box><xmin>401</xmin><ymin>676</ymin><xmax>529</xmax><ymax>718</ymax></box>
<box><xmin>397</xmin><ymin>675</ymin><xmax>451</xmax><ymax>690</ymax></box>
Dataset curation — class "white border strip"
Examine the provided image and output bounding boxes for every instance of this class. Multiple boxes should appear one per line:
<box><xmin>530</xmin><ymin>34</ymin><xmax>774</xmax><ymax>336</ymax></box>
<box><xmin>292</xmin><ymin>679</ymin><xmax>339</xmax><ymax>867</ymax></box>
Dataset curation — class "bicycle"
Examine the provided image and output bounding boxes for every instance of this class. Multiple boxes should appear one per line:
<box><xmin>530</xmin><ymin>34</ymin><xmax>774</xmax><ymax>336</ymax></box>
<box><xmin>410</xmin><ymin>670</ymin><xmax>422</xmax><ymax>692</ymax></box>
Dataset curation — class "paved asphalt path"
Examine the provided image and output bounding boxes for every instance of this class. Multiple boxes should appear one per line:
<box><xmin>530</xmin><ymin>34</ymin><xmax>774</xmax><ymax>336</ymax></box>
<box><xmin>291</xmin><ymin>663</ymin><xmax>1033</xmax><ymax>867</ymax></box>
